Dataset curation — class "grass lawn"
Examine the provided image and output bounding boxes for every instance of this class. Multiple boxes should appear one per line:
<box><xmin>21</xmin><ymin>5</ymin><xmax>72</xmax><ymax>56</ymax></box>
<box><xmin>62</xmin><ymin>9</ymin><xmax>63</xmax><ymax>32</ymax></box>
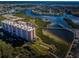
<box><xmin>29</xmin><ymin>37</ymin><xmax>53</xmax><ymax>56</ymax></box>
<box><xmin>42</xmin><ymin>30</ymin><xmax>68</xmax><ymax>45</ymax></box>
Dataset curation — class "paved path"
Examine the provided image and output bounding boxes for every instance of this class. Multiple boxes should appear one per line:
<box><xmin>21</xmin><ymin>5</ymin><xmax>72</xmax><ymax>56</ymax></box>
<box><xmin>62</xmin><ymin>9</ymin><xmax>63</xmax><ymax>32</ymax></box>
<box><xmin>65</xmin><ymin>29</ymin><xmax>79</xmax><ymax>58</ymax></box>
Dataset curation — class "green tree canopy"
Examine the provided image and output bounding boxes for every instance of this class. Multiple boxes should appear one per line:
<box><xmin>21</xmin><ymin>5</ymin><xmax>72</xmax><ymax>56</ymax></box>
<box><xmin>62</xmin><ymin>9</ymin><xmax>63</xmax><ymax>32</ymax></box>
<box><xmin>0</xmin><ymin>40</ymin><xmax>14</xmax><ymax>58</ymax></box>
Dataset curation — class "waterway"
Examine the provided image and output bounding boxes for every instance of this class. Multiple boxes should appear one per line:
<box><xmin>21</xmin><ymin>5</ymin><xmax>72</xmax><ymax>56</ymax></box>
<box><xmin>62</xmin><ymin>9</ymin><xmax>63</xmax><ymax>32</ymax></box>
<box><xmin>22</xmin><ymin>9</ymin><xmax>76</xmax><ymax>29</ymax></box>
<box><xmin>20</xmin><ymin>9</ymin><xmax>75</xmax><ymax>43</ymax></box>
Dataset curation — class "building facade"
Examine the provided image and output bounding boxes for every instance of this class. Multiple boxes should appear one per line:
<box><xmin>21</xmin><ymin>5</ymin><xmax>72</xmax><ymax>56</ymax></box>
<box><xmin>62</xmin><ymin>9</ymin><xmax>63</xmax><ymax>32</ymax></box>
<box><xmin>1</xmin><ymin>20</ymin><xmax>36</xmax><ymax>42</ymax></box>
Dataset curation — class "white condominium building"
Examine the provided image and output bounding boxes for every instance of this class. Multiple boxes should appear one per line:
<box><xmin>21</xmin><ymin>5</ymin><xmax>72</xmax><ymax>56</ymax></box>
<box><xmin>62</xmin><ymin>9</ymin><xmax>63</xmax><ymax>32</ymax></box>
<box><xmin>1</xmin><ymin>15</ymin><xmax>36</xmax><ymax>41</ymax></box>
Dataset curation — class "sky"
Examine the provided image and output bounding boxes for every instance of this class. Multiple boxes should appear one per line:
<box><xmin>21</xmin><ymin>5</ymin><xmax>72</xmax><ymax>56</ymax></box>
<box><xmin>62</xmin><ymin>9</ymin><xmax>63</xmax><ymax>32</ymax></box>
<box><xmin>0</xmin><ymin>1</ymin><xmax>79</xmax><ymax>5</ymax></box>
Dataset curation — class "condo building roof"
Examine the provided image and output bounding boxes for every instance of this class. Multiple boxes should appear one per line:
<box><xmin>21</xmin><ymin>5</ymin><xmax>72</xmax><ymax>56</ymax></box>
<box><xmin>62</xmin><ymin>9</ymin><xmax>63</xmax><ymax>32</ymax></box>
<box><xmin>2</xmin><ymin>20</ymin><xmax>35</xmax><ymax>31</ymax></box>
<box><xmin>2</xmin><ymin>15</ymin><xmax>35</xmax><ymax>31</ymax></box>
<box><xmin>2</xmin><ymin>14</ymin><xmax>24</xmax><ymax>21</ymax></box>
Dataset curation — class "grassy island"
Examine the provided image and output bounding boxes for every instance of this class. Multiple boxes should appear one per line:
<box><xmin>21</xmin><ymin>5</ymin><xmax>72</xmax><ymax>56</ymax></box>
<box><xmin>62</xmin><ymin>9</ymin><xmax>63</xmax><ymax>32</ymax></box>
<box><xmin>0</xmin><ymin>13</ymin><xmax>70</xmax><ymax>58</ymax></box>
<box><xmin>15</xmin><ymin>13</ymin><xmax>69</xmax><ymax>57</ymax></box>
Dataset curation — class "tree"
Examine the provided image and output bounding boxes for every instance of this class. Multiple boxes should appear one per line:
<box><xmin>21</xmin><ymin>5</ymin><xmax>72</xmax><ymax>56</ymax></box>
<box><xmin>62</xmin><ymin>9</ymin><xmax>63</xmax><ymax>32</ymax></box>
<box><xmin>0</xmin><ymin>40</ymin><xmax>14</xmax><ymax>58</ymax></box>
